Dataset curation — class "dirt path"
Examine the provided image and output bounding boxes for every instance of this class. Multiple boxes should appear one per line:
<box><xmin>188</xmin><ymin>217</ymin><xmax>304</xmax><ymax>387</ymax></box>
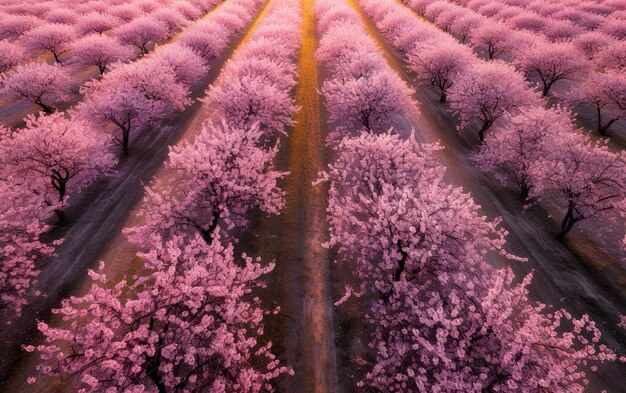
<box><xmin>345</xmin><ymin>1</ymin><xmax>626</xmax><ymax>390</ymax></box>
<box><xmin>0</xmin><ymin>2</ymin><xmax>273</xmax><ymax>390</ymax></box>
<box><xmin>249</xmin><ymin>1</ymin><xmax>338</xmax><ymax>391</ymax></box>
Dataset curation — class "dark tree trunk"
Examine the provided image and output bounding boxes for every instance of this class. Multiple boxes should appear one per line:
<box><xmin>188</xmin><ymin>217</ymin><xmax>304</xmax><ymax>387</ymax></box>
<box><xmin>555</xmin><ymin>203</ymin><xmax>576</xmax><ymax>239</ymax></box>
<box><xmin>439</xmin><ymin>90</ymin><xmax>447</xmax><ymax>103</ymax></box>
<box><xmin>478</xmin><ymin>120</ymin><xmax>493</xmax><ymax>143</ymax></box>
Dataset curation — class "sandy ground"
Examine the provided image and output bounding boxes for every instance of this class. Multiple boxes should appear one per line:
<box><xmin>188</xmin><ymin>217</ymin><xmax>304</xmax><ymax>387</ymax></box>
<box><xmin>0</xmin><ymin>1</ymin><xmax>273</xmax><ymax>390</ymax></box>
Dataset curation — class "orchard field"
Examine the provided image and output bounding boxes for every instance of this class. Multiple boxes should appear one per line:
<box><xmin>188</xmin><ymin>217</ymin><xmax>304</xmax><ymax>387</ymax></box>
<box><xmin>0</xmin><ymin>0</ymin><xmax>625</xmax><ymax>391</ymax></box>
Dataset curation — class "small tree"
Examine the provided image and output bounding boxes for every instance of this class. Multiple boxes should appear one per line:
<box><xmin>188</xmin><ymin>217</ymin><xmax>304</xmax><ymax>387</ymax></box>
<box><xmin>571</xmin><ymin>70</ymin><xmax>626</xmax><ymax>134</ymax></box>
<box><xmin>20</xmin><ymin>23</ymin><xmax>76</xmax><ymax>64</ymax></box>
<box><xmin>0</xmin><ymin>40</ymin><xmax>23</xmax><ymax>74</ymax></box>
<box><xmin>70</xmin><ymin>34</ymin><xmax>133</xmax><ymax>75</ymax></box>
<box><xmin>0</xmin><ymin>112</ymin><xmax>117</xmax><ymax>220</ymax></box>
<box><xmin>0</xmin><ymin>62</ymin><xmax>71</xmax><ymax>113</ymax></box>
<box><xmin>515</xmin><ymin>42</ymin><xmax>588</xmax><ymax>96</ymax></box>
<box><xmin>407</xmin><ymin>41</ymin><xmax>474</xmax><ymax>103</ymax></box>
<box><xmin>529</xmin><ymin>132</ymin><xmax>626</xmax><ymax>238</ymax></box>
<box><xmin>79</xmin><ymin>60</ymin><xmax>191</xmax><ymax>155</ymax></box>
<box><xmin>448</xmin><ymin>61</ymin><xmax>537</xmax><ymax>142</ymax></box>
<box><xmin>468</xmin><ymin>23</ymin><xmax>514</xmax><ymax>60</ymax></box>
<box><xmin>125</xmin><ymin>121</ymin><xmax>286</xmax><ymax>248</ymax></box>
<box><xmin>474</xmin><ymin>106</ymin><xmax>575</xmax><ymax>199</ymax></box>
<box><xmin>322</xmin><ymin>69</ymin><xmax>412</xmax><ymax>136</ymax></box>
<box><xmin>114</xmin><ymin>17</ymin><xmax>168</xmax><ymax>55</ymax></box>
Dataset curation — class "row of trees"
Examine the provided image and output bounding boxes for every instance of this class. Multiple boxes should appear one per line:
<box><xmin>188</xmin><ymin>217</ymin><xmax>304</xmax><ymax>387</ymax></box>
<box><xmin>24</xmin><ymin>0</ymin><xmax>302</xmax><ymax>391</ymax></box>
<box><xmin>0</xmin><ymin>0</ymin><xmax>264</xmax><ymax>318</ymax></box>
<box><xmin>407</xmin><ymin>0</ymin><xmax>626</xmax><ymax>135</ymax></box>
<box><xmin>361</xmin><ymin>0</ymin><xmax>626</xmax><ymax>240</ymax></box>
<box><xmin>316</xmin><ymin>1</ymin><xmax>623</xmax><ymax>391</ymax></box>
<box><xmin>0</xmin><ymin>0</ymin><xmax>223</xmax><ymax>127</ymax></box>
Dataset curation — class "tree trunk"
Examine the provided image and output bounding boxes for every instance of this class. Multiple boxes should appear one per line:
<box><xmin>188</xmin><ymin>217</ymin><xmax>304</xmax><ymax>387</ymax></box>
<box><xmin>35</xmin><ymin>101</ymin><xmax>53</xmax><ymax>114</ymax></box>
<box><xmin>439</xmin><ymin>90</ymin><xmax>447</xmax><ymax>103</ymax></box>
<box><xmin>519</xmin><ymin>181</ymin><xmax>530</xmax><ymax>201</ymax></box>
<box><xmin>122</xmin><ymin>128</ymin><xmax>130</xmax><ymax>156</ymax></box>
<box><xmin>555</xmin><ymin>204</ymin><xmax>576</xmax><ymax>239</ymax></box>
<box><xmin>200</xmin><ymin>209</ymin><xmax>221</xmax><ymax>245</ymax></box>
<box><xmin>542</xmin><ymin>81</ymin><xmax>553</xmax><ymax>97</ymax></box>
<box><xmin>478</xmin><ymin>120</ymin><xmax>493</xmax><ymax>143</ymax></box>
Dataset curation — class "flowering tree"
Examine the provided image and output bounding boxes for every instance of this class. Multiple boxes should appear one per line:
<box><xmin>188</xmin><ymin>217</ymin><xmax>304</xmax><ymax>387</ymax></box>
<box><xmin>318</xmin><ymin>132</ymin><xmax>513</xmax><ymax>297</ymax></box>
<box><xmin>26</xmin><ymin>231</ymin><xmax>292</xmax><ymax>392</ymax></box>
<box><xmin>572</xmin><ymin>31</ymin><xmax>614</xmax><ymax>61</ymax></box>
<box><xmin>75</xmin><ymin>12</ymin><xmax>121</xmax><ymax>36</ymax></box>
<box><xmin>125</xmin><ymin>121</ymin><xmax>286</xmax><ymax>248</ymax></box>
<box><xmin>601</xmin><ymin>40</ymin><xmax>626</xmax><ymax>70</ymax></box>
<box><xmin>79</xmin><ymin>60</ymin><xmax>191</xmax><ymax>155</ymax></box>
<box><xmin>406</xmin><ymin>41</ymin><xmax>474</xmax><ymax>103</ymax></box>
<box><xmin>0</xmin><ymin>14</ymin><xmax>39</xmax><ymax>40</ymax></box>
<box><xmin>152</xmin><ymin>8</ymin><xmax>189</xmax><ymax>38</ymax></box>
<box><xmin>0</xmin><ymin>179</ymin><xmax>56</xmax><ymax>316</ymax></box>
<box><xmin>529</xmin><ymin>132</ymin><xmax>626</xmax><ymax>238</ymax></box>
<box><xmin>45</xmin><ymin>9</ymin><xmax>78</xmax><ymax>25</ymax></box>
<box><xmin>146</xmin><ymin>44</ymin><xmax>208</xmax><ymax>87</ymax></box>
<box><xmin>474</xmin><ymin>106</ymin><xmax>575</xmax><ymax>199</ymax></box>
<box><xmin>360</xmin><ymin>267</ymin><xmax>620</xmax><ymax>392</ymax></box>
<box><xmin>322</xmin><ymin>70</ymin><xmax>412</xmax><ymax>136</ymax></box>
<box><xmin>448</xmin><ymin>61</ymin><xmax>537</xmax><ymax>142</ymax></box>
<box><xmin>114</xmin><ymin>17</ymin><xmax>168</xmax><ymax>55</ymax></box>
<box><xmin>571</xmin><ymin>70</ymin><xmax>626</xmax><ymax>134</ymax></box>
<box><xmin>0</xmin><ymin>40</ymin><xmax>23</xmax><ymax>74</ymax></box>
<box><xmin>70</xmin><ymin>35</ymin><xmax>133</xmax><ymax>74</ymax></box>
<box><xmin>0</xmin><ymin>113</ymin><xmax>117</xmax><ymax>220</ymax></box>
<box><xmin>468</xmin><ymin>23</ymin><xmax>514</xmax><ymax>59</ymax></box>
<box><xmin>20</xmin><ymin>23</ymin><xmax>76</xmax><ymax>64</ymax></box>
<box><xmin>205</xmin><ymin>70</ymin><xmax>297</xmax><ymax>138</ymax></box>
<box><xmin>515</xmin><ymin>42</ymin><xmax>588</xmax><ymax>96</ymax></box>
<box><xmin>0</xmin><ymin>62</ymin><xmax>71</xmax><ymax>113</ymax></box>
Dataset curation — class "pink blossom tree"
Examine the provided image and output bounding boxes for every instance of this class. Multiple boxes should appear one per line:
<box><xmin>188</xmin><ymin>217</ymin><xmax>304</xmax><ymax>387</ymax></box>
<box><xmin>110</xmin><ymin>4</ymin><xmax>144</xmax><ymax>23</ymax></box>
<box><xmin>406</xmin><ymin>41</ymin><xmax>474</xmax><ymax>103</ymax></box>
<box><xmin>44</xmin><ymin>9</ymin><xmax>78</xmax><ymax>25</ymax></box>
<box><xmin>515</xmin><ymin>42</ymin><xmax>588</xmax><ymax>96</ymax></box>
<box><xmin>146</xmin><ymin>44</ymin><xmax>208</xmax><ymax>87</ymax></box>
<box><xmin>571</xmin><ymin>70</ymin><xmax>626</xmax><ymax>134</ymax></box>
<box><xmin>26</xmin><ymin>231</ymin><xmax>292</xmax><ymax>392</ymax></box>
<box><xmin>322</xmin><ymin>70</ymin><xmax>412</xmax><ymax>135</ymax></box>
<box><xmin>318</xmin><ymin>131</ymin><xmax>513</xmax><ymax>298</ymax></box>
<box><xmin>529</xmin><ymin>132</ymin><xmax>626</xmax><ymax>238</ymax></box>
<box><xmin>114</xmin><ymin>17</ymin><xmax>168</xmax><ymax>55</ymax></box>
<box><xmin>125</xmin><ymin>121</ymin><xmax>286</xmax><ymax>248</ymax></box>
<box><xmin>205</xmin><ymin>66</ymin><xmax>297</xmax><ymax>138</ymax></box>
<box><xmin>360</xmin><ymin>267</ymin><xmax>620</xmax><ymax>392</ymax></box>
<box><xmin>20</xmin><ymin>23</ymin><xmax>76</xmax><ymax>64</ymax></box>
<box><xmin>0</xmin><ymin>62</ymin><xmax>71</xmax><ymax>113</ymax></box>
<box><xmin>0</xmin><ymin>14</ymin><xmax>40</xmax><ymax>40</ymax></box>
<box><xmin>468</xmin><ymin>23</ymin><xmax>514</xmax><ymax>60</ymax></box>
<box><xmin>448</xmin><ymin>61</ymin><xmax>537</xmax><ymax>142</ymax></box>
<box><xmin>78</xmin><ymin>60</ymin><xmax>191</xmax><ymax>155</ymax></box>
<box><xmin>75</xmin><ymin>12</ymin><xmax>121</xmax><ymax>36</ymax></box>
<box><xmin>70</xmin><ymin>34</ymin><xmax>133</xmax><ymax>75</ymax></box>
<box><xmin>0</xmin><ymin>40</ymin><xmax>23</xmax><ymax>74</ymax></box>
<box><xmin>0</xmin><ymin>112</ymin><xmax>117</xmax><ymax>220</ymax></box>
<box><xmin>571</xmin><ymin>31</ymin><xmax>614</xmax><ymax>61</ymax></box>
<box><xmin>474</xmin><ymin>106</ymin><xmax>575</xmax><ymax>199</ymax></box>
<box><xmin>151</xmin><ymin>8</ymin><xmax>189</xmax><ymax>38</ymax></box>
<box><xmin>0</xmin><ymin>179</ymin><xmax>56</xmax><ymax>316</ymax></box>
<box><xmin>601</xmin><ymin>40</ymin><xmax>626</xmax><ymax>70</ymax></box>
